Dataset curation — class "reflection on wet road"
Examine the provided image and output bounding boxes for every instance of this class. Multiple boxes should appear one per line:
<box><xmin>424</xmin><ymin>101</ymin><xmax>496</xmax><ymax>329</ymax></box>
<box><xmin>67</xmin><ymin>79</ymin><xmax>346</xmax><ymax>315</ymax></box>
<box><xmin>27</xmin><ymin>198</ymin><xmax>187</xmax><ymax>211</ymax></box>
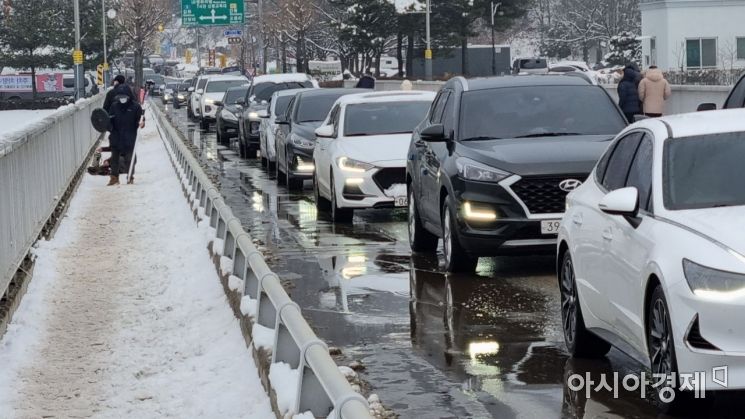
<box><xmin>156</xmin><ymin>102</ymin><xmax>743</xmax><ymax>419</ymax></box>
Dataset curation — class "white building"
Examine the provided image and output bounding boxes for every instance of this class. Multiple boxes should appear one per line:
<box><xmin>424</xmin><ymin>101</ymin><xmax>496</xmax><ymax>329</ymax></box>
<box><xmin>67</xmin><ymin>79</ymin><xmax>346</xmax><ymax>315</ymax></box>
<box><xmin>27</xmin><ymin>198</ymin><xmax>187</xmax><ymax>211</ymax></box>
<box><xmin>641</xmin><ymin>0</ymin><xmax>745</xmax><ymax>71</ymax></box>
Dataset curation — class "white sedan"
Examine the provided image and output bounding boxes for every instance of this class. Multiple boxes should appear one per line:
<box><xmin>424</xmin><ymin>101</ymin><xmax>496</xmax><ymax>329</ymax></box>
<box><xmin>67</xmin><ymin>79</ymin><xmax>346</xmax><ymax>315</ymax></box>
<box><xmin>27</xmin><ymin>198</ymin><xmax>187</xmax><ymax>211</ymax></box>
<box><xmin>312</xmin><ymin>91</ymin><xmax>435</xmax><ymax>222</ymax></box>
<box><xmin>558</xmin><ymin>109</ymin><xmax>745</xmax><ymax>412</ymax></box>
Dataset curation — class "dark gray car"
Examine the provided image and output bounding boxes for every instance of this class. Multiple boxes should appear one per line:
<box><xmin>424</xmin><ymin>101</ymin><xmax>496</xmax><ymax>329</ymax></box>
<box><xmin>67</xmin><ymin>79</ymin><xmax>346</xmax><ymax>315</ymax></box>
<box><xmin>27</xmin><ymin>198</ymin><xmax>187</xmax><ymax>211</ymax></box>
<box><xmin>274</xmin><ymin>88</ymin><xmax>365</xmax><ymax>190</ymax></box>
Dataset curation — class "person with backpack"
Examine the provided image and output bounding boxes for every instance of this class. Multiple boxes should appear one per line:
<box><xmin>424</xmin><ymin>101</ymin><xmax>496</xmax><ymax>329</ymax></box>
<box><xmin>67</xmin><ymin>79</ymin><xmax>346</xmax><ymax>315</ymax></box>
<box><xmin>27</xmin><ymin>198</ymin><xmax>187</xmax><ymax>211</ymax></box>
<box><xmin>617</xmin><ymin>64</ymin><xmax>642</xmax><ymax>123</ymax></box>
<box><xmin>107</xmin><ymin>84</ymin><xmax>144</xmax><ymax>186</ymax></box>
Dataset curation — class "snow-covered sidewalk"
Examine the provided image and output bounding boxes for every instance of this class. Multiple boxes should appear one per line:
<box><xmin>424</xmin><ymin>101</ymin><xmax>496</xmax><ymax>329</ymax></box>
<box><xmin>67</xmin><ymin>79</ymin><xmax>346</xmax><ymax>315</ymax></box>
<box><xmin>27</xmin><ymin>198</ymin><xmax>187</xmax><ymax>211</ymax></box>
<box><xmin>0</xmin><ymin>113</ymin><xmax>274</xmax><ymax>418</ymax></box>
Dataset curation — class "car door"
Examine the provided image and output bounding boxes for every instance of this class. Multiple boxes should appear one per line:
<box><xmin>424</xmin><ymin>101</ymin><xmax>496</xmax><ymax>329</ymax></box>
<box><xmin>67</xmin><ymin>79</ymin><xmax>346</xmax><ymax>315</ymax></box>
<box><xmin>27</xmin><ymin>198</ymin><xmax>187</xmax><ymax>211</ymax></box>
<box><xmin>276</xmin><ymin>97</ymin><xmax>295</xmax><ymax>172</ymax></box>
<box><xmin>316</xmin><ymin>105</ymin><xmax>341</xmax><ymax>196</ymax></box>
<box><xmin>723</xmin><ymin>74</ymin><xmax>745</xmax><ymax>109</ymax></box>
<box><xmin>604</xmin><ymin>133</ymin><xmax>655</xmax><ymax>352</ymax></box>
<box><xmin>592</xmin><ymin>132</ymin><xmax>643</xmax><ymax>332</ymax></box>
<box><xmin>411</xmin><ymin>92</ymin><xmax>445</xmax><ymax>217</ymax></box>
<box><xmin>421</xmin><ymin>90</ymin><xmax>451</xmax><ymax>223</ymax></box>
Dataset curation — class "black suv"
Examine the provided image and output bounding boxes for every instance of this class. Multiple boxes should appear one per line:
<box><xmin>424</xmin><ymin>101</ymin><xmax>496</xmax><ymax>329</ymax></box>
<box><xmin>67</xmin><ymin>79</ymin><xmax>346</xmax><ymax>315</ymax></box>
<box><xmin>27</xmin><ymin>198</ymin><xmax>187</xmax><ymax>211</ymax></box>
<box><xmin>407</xmin><ymin>75</ymin><xmax>627</xmax><ymax>272</ymax></box>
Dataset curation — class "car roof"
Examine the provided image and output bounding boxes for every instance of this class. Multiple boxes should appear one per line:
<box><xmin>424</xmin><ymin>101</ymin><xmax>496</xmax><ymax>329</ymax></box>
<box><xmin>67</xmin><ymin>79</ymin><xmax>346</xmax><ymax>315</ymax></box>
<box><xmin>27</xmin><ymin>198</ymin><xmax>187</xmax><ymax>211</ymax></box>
<box><xmin>252</xmin><ymin>73</ymin><xmax>312</xmax><ymax>84</ymax></box>
<box><xmin>459</xmin><ymin>75</ymin><xmax>593</xmax><ymax>91</ymax></box>
<box><xmin>295</xmin><ymin>88</ymin><xmax>363</xmax><ymax>99</ymax></box>
<box><xmin>272</xmin><ymin>88</ymin><xmax>314</xmax><ymax>98</ymax></box>
<box><xmin>336</xmin><ymin>90</ymin><xmax>436</xmax><ymax>106</ymax></box>
<box><xmin>635</xmin><ymin>108</ymin><xmax>745</xmax><ymax>139</ymax></box>
<box><xmin>204</xmin><ymin>75</ymin><xmax>248</xmax><ymax>82</ymax></box>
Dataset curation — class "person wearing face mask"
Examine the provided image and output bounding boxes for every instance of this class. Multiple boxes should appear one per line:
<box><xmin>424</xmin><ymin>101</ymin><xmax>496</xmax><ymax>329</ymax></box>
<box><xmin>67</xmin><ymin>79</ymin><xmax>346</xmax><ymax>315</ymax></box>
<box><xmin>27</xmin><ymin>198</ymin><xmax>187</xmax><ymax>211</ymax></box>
<box><xmin>107</xmin><ymin>84</ymin><xmax>145</xmax><ymax>185</ymax></box>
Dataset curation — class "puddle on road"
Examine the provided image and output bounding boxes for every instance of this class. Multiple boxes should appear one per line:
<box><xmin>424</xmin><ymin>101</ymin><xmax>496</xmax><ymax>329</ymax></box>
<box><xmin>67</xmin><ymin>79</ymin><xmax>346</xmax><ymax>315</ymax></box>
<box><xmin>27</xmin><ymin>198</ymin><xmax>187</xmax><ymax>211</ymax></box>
<box><xmin>157</xmin><ymin>102</ymin><xmax>736</xmax><ymax>419</ymax></box>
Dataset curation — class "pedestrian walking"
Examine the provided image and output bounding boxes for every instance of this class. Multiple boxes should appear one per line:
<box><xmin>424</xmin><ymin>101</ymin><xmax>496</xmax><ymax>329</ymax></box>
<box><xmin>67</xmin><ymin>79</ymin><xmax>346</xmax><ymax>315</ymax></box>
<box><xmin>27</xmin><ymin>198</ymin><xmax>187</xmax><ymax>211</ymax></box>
<box><xmin>638</xmin><ymin>66</ymin><xmax>671</xmax><ymax>117</ymax></box>
<box><xmin>107</xmin><ymin>84</ymin><xmax>145</xmax><ymax>186</ymax></box>
<box><xmin>617</xmin><ymin>65</ymin><xmax>642</xmax><ymax>123</ymax></box>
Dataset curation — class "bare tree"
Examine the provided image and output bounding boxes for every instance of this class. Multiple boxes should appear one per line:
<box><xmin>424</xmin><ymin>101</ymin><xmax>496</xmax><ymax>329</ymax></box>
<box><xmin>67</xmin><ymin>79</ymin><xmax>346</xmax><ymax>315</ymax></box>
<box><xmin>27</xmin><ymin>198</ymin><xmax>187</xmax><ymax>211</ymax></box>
<box><xmin>115</xmin><ymin>0</ymin><xmax>169</xmax><ymax>97</ymax></box>
<box><xmin>719</xmin><ymin>40</ymin><xmax>737</xmax><ymax>72</ymax></box>
<box><xmin>672</xmin><ymin>41</ymin><xmax>686</xmax><ymax>72</ymax></box>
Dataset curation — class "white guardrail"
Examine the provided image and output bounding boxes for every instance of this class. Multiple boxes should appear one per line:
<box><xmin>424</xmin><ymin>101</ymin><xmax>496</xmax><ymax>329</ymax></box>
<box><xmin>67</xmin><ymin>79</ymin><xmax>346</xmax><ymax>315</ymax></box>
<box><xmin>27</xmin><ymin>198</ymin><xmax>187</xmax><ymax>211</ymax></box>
<box><xmin>151</xmin><ymin>105</ymin><xmax>373</xmax><ymax>419</ymax></box>
<box><xmin>0</xmin><ymin>95</ymin><xmax>104</xmax><ymax>298</ymax></box>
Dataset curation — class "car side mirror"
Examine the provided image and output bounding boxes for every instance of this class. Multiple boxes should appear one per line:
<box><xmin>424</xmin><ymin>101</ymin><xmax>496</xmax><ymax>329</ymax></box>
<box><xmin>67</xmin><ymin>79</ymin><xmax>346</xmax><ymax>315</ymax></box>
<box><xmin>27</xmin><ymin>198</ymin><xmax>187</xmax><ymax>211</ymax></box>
<box><xmin>420</xmin><ymin>124</ymin><xmax>446</xmax><ymax>142</ymax></box>
<box><xmin>236</xmin><ymin>98</ymin><xmax>245</xmax><ymax>105</ymax></box>
<box><xmin>697</xmin><ymin>103</ymin><xmax>717</xmax><ymax>112</ymax></box>
<box><xmin>196</xmin><ymin>89</ymin><xmax>204</xmax><ymax>94</ymax></box>
<box><xmin>258</xmin><ymin>109</ymin><xmax>269</xmax><ymax>118</ymax></box>
<box><xmin>213</xmin><ymin>101</ymin><xmax>224</xmax><ymax>107</ymax></box>
<box><xmin>275</xmin><ymin>116</ymin><xmax>289</xmax><ymax>125</ymax></box>
<box><xmin>599</xmin><ymin>187</ymin><xmax>639</xmax><ymax>217</ymax></box>
<box><xmin>315</xmin><ymin>125</ymin><xmax>334</xmax><ymax>138</ymax></box>
<box><xmin>188</xmin><ymin>87</ymin><xmax>195</xmax><ymax>92</ymax></box>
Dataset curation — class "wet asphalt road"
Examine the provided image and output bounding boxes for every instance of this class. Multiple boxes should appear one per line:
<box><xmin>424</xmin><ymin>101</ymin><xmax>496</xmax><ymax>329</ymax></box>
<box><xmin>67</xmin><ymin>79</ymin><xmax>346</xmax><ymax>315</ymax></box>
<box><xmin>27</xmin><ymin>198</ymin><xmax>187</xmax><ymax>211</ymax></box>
<box><xmin>155</xmin><ymin>100</ymin><xmax>742</xmax><ymax>419</ymax></box>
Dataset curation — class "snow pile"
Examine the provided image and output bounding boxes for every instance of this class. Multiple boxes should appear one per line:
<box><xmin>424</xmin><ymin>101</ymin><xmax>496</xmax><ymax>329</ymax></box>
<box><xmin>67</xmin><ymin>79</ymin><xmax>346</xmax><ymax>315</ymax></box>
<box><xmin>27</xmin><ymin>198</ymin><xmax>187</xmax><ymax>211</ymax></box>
<box><xmin>240</xmin><ymin>296</ymin><xmax>258</xmax><ymax>317</ymax></box>
<box><xmin>0</xmin><ymin>115</ymin><xmax>274</xmax><ymax>418</ymax></box>
<box><xmin>228</xmin><ymin>275</ymin><xmax>244</xmax><ymax>292</ymax></box>
<box><xmin>220</xmin><ymin>256</ymin><xmax>234</xmax><ymax>276</ymax></box>
<box><xmin>213</xmin><ymin>238</ymin><xmax>225</xmax><ymax>255</ymax></box>
<box><xmin>252</xmin><ymin>324</ymin><xmax>275</xmax><ymax>350</ymax></box>
<box><xmin>268</xmin><ymin>362</ymin><xmax>300</xmax><ymax>415</ymax></box>
<box><xmin>383</xmin><ymin>183</ymin><xmax>406</xmax><ymax>198</ymax></box>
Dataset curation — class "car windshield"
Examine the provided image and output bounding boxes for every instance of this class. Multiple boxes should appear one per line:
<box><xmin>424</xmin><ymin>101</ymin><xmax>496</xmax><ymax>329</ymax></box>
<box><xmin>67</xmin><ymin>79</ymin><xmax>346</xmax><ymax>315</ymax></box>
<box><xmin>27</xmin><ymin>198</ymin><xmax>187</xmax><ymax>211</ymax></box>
<box><xmin>273</xmin><ymin>96</ymin><xmax>294</xmax><ymax>117</ymax></box>
<box><xmin>166</xmin><ymin>83</ymin><xmax>179</xmax><ymax>90</ymax></box>
<box><xmin>251</xmin><ymin>81</ymin><xmax>313</xmax><ymax>102</ymax></box>
<box><xmin>344</xmin><ymin>101</ymin><xmax>431</xmax><ymax>136</ymax></box>
<box><xmin>664</xmin><ymin>132</ymin><xmax>745</xmax><ymax>210</ymax></box>
<box><xmin>296</xmin><ymin>93</ymin><xmax>348</xmax><ymax>123</ymax></box>
<box><xmin>206</xmin><ymin>80</ymin><xmax>246</xmax><ymax>93</ymax></box>
<box><xmin>224</xmin><ymin>87</ymin><xmax>248</xmax><ymax>104</ymax></box>
<box><xmin>459</xmin><ymin>86</ymin><xmax>626</xmax><ymax>140</ymax></box>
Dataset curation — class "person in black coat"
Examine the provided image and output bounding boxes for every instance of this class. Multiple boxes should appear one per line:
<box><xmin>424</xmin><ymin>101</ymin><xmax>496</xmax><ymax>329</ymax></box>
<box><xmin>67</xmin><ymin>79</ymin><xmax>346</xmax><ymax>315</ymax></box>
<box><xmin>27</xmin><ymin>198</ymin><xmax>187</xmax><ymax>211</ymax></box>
<box><xmin>107</xmin><ymin>84</ymin><xmax>144</xmax><ymax>185</ymax></box>
<box><xmin>618</xmin><ymin>66</ymin><xmax>642</xmax><ymax>123</ymax></box>
<box><xmin>355</xmin><ymin>72</ymin><xmax>376</xmax><ymax>89</ymax></box>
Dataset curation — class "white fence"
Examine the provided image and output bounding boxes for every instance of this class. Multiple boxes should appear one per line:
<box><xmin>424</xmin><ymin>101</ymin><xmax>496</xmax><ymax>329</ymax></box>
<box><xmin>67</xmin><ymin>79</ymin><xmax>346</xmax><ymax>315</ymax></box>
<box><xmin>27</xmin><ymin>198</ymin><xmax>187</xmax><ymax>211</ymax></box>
<box><xmin>151</xmin><ymin>105</ymin><xmax>372</xmax><ymax>419</ymax></box>
<box><xmin>346</xmin><ymin>79</ymin><xmax>732</xmax><ymax>115</ymax></box>
<box><xmin>1</xmin><ymin>96</ymin><xmax>104</xmax><ymax>298</ymax></box>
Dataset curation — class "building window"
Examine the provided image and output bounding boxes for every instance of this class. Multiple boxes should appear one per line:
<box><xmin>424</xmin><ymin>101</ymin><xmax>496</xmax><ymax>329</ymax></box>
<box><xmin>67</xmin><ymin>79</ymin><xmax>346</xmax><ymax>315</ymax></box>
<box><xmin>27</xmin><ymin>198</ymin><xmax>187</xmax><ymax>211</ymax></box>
<box><xmin>686</xmin><ymin>38</ymin><xmax>717</xmax><ymax>68</ymax></box>
<box><xmin>737</xmin><ymin>38</ymin><xmax>745</xmax><ymax>60</ymax></box>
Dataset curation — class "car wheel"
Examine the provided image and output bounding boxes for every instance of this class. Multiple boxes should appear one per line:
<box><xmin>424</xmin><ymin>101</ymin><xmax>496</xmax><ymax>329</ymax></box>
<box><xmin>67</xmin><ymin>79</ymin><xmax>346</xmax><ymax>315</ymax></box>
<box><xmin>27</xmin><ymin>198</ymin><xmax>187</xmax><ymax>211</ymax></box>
<box><xmin>314</xmin><ymin>171</ymin><xmax>331</xmax><ymax>211</ymax></box>
<box><xmin>187</xmin><ymin>105</ymin><xmax>193</xmax><ymax>119</ymax></box>
<box><xmin>408</xmin><ymin>187</ymin><xmax>438</xmax><ymax>252</ymax></box>
<box><xmin>560</xmin><ymin>251</ymin><xmax>611</xmax><ymax>358</ymax></box>
<box><xmin>200</xmin><ymin>119</ymin><xmax>209</xmax><ymax>131</ymax></box>
<box><xmin>441</xmin><ymin>198</ymin><xmax>477</xmax><ymax>272</ymax></box>
<box><xmin>216</xmin><ymin>129</ymin><xmax>223</xmax><ymax>145</ymax></box>
<box><xmin>261</xmin><ymin>156</ymin><xmax>268</xmax><ymax>168</ymax></box>
<box><xmin>331</xmin><ymin>173</ymin><xmax>353</xmax><ymax>223</ymax></box>
<box><xmin>286</xmin><ymin>156</ymin><xmax>303</xmax><ymax>191</ymax></box>
<box><xmin>275</xmin><ymin>149</ymin><xmax>286</xmax><ymax>183</ymax></box>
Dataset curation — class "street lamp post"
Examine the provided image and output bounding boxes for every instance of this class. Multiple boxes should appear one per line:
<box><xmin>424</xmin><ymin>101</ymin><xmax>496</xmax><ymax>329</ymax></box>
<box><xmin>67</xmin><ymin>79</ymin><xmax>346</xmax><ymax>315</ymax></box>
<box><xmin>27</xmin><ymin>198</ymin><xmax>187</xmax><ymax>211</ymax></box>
<box><xmin>425</xmin><ymin>0</ymin><xmax>432</xmax><ymax>81</ymax></box>
<box><xmin>490</xmin><ymin>2</ymin><xmax>502</xmax><ymax>76</ymax></box>
<box><xmin>102</xmin><ymin>3</ymin><xmax>116</xmax><ymax>86</ymax></box>
<box><xmin>73</xmin><ymin>0</ymin><xmax>85</xmax><ymax>100</ymax></box>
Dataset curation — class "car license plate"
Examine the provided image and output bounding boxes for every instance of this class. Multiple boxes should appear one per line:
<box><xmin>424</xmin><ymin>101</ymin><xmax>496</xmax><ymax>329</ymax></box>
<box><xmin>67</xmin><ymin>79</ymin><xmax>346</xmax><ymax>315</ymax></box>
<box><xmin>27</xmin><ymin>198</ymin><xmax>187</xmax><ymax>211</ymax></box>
<box><xmin>394</xmin><ymin>196</ymin><xmax>408</xmax><ymax>207</ymax></box>
<box><xmin>540</xmin><ymin>220</ymin><xmax>561</xmax><ymax>234</ymax></box>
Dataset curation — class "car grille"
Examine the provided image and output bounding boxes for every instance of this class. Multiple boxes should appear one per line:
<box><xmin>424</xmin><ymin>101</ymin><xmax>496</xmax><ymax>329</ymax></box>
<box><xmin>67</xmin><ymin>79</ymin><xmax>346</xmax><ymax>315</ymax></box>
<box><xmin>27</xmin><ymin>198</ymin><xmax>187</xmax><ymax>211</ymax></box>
<box><xmin>373</xmin><ymin>168</ymin><xmax>406</xmax><ymax>192</ymax></box>
<box><xmin>510</xmin><ymin>175</ymin><xmax>587</xmax><ymax>214</ymax></box>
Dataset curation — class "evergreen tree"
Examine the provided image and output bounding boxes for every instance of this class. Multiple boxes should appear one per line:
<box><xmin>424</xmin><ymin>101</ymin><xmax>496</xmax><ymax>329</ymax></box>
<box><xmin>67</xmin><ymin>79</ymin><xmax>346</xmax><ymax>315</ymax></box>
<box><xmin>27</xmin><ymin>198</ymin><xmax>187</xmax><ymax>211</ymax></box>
<box><xmin>604</xmin><ymin>31</ymin><xmax>641</xmax><ymax>66</ymax></box>
<box><xmin>0</xmin><ymin>0</ymin><xmax>69</xmax><ymax>98</ymax></box>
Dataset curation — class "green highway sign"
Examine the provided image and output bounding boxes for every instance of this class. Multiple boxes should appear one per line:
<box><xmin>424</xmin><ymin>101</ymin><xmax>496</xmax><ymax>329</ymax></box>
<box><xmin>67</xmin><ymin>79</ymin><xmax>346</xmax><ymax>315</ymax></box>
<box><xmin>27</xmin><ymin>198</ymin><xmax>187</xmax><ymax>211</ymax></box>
<box><xmin>182</xmin><ymin>0</ymin><xmax>244</xmax><ymax>26</ymax></box>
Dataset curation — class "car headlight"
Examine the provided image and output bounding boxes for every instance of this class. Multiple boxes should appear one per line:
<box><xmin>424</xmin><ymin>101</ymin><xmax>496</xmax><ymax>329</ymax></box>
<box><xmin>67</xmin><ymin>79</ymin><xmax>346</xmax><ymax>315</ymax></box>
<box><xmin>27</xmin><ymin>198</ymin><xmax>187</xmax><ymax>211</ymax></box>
<box><xmin>248</xmin><ymin>111</ymin><xmax>260</xmax><ymax>120</ymax></box>
<box><xmin>178</xmin><ymin>94</ymin><xmax>185</xmax><ymax>100</ymax></box>
<box><xmin>205</xmin><ymin>98</ymin><xmax>215</xmax><ymax>105</ymax></box>
<box><xmin>683</xmin><ymin>259</ymin><xmax>745</xmax><ymax>296</ymax></box>
<box><xmin>338</xmin><ymin>157</ymin><xmax>374</xmax><ymax>173</ymax></box>
<box><xmin>222</xmin><ymin>110</ymin><xmax>238</xmax><ymax>122</ymax></box>
<box><xmin>456</xmin><ymin>157</ymin><xmax>510</xmax><ymax>183</ymax></box>
<box><xmin>291</xmin><ymin>134</ymin><xmax>315</xmax><ymax>149</ymax></box>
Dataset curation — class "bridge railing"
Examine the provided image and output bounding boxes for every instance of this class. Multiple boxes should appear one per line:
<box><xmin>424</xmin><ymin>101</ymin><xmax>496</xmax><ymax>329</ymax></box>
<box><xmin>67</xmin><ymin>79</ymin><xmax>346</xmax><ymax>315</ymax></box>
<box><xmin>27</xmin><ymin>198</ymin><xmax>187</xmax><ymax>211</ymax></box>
<box><xmin>1</xmin><ymin>95</ymin><xmax>104</xmax><ymax>298</ymax></box>
<box><xmin>151</xmin><ymin>105</ymin><xmax>372</xmax><ymax>419</ymax></box>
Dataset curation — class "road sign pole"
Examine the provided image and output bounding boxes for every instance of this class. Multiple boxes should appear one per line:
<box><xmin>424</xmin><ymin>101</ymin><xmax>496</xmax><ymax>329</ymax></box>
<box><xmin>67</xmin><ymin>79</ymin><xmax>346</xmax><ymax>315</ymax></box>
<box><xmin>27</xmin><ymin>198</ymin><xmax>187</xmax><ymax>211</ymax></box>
<box><xmin>74</xmin><ymin>0</ymin><xmax>85</xmax><ymax>100</ymax></box>
<box><xmin>424</xmin><ymin>0</ymin><xmax>432</xmax><ymax>81</ymax></box>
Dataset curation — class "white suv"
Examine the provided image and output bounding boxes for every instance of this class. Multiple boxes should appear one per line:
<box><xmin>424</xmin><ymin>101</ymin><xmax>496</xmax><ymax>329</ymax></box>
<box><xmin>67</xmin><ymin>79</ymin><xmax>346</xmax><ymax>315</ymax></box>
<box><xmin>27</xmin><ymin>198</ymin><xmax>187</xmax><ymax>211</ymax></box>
<box><xmin>199</xmin><ymin>75</ymin><xmax>248</xmax><ymax>130</ymax></box>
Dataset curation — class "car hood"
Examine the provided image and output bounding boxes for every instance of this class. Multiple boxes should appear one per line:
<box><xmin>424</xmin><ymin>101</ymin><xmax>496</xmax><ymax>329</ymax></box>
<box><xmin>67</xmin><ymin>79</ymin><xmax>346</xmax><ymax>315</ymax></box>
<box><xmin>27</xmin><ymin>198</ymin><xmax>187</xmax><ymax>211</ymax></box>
<box><xmin>457</xmin><ymin>135</ymin><xmax>613</xmax><ymax>176</ymax></box>
<box><xmin>292</xmin><ymin>121</ymin><xmax>323</xmax><ymax>140</ymax></box>
<box><xmin>663</xmin><ymin>206</ymin><xmax>745</xmax><ymax>256</ymax></box>
<box><xmin>223</xmin><ymin>104</ymin><xmax>241</xmax><ymax>114</ymax></box>
<box><xmin>337</xmin><ymin>134</ymin><xmax>411</xmax><ymax>164</ymax></box>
